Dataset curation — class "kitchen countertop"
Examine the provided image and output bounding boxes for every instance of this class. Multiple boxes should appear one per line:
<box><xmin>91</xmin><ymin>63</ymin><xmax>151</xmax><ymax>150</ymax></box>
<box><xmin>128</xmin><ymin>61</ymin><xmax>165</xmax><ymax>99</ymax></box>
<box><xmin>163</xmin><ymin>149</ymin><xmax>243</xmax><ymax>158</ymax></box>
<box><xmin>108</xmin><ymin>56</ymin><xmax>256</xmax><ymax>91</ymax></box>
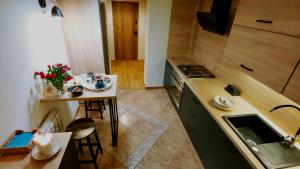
<box><xmin>40</xmin><ymin>75</ymin><xmax>118</xmax><ymax>102</ymax></box>
<box><xmin>167</xmin><ymin>57</ymin><xmax>300</xmax><ymax>169</ymax></box>
<box><xmin>0</xmin><ymin>132</ymin><xmax>72</xmax><ymax>169</ymax></box>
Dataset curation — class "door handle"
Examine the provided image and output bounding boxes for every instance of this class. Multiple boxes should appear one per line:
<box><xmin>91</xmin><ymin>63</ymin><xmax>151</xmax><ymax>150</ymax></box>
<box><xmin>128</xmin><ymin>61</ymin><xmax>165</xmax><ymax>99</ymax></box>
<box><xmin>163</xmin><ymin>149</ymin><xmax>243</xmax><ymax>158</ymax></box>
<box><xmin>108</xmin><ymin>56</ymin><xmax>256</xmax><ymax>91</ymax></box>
<box><xmin>256</xmin><ymin>19</ymin><xmax>273</xmax><ymax>24</ymax></box>
<box><xmin>240</xmin><ymin>64</ymin><xmax>253</xmax><ymax>72</ymax></box>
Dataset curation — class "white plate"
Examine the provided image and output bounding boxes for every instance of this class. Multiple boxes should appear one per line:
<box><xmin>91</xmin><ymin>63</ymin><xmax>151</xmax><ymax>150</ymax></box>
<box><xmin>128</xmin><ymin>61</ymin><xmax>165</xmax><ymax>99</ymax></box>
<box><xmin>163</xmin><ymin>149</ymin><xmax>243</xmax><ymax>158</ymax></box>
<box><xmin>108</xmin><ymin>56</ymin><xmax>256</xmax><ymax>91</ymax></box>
<box><xmin>31</xmin><ymin>140</ymin><xmax>60</xmax><ymax>160</ymax></box>
<box><xmin>78</xmin><ymin>76</ymin><xmax>113</xmax><ymax>91</ymax></box>
<box><xmin>213</xmin><ymin>96</ymin><xmax>234</xmax><ymax>111</ymax></box>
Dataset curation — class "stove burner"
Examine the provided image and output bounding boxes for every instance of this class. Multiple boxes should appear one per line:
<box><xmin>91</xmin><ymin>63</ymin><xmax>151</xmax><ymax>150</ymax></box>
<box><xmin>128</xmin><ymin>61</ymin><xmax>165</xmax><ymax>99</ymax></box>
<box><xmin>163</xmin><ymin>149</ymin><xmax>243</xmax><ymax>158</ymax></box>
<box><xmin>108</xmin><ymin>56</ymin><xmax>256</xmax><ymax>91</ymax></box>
<box><xmin>178</xmin><ymin>64</ymin><xmax>215</xmax><ymax>78</ymax></box>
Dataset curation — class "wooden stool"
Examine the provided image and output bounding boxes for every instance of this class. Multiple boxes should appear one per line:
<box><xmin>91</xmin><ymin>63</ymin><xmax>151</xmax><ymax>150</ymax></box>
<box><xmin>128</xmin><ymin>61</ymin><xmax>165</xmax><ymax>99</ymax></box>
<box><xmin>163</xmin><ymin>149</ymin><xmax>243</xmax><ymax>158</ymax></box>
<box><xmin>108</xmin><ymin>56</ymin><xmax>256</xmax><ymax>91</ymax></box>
<box><xmin>66</xmin><ymin>118</ymin><xmax>103</xmax><ymax>169</ymax></box>
<box><xmin>84</xmin><ymin>100</ymin><xmax>106</xmax><ymax>119</ymax></box>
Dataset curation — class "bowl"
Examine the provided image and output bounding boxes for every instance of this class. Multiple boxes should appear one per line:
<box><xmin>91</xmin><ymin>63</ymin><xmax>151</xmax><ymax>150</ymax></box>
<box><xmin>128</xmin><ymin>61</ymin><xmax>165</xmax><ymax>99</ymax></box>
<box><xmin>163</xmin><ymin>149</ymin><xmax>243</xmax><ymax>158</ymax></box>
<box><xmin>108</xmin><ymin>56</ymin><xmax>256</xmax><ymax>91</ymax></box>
<box><xmin>68</xmin><ymin>85</ymin><xmax>83</xmax><ymax>96</ymax></box>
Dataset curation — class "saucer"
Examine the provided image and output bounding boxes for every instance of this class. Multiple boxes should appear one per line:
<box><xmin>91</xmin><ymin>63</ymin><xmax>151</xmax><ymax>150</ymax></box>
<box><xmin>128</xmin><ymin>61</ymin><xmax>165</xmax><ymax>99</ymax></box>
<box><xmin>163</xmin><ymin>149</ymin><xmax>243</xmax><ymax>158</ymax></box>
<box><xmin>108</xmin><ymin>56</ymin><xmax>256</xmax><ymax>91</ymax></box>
<box><xmin>31</xmin><ymin>140</ymin><xmax>60</xmax><ymax>160</ymax></box>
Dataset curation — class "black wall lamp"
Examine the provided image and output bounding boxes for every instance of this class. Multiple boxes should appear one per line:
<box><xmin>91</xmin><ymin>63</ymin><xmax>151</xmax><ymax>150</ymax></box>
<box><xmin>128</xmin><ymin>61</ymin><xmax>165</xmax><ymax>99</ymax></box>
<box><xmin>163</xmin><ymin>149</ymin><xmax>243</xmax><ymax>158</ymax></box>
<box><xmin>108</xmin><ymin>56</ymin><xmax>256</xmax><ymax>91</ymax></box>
<box><xmin>38</xmin><ymin>0</ymin><xmax>63</xmax><ymax>17</ymax></box>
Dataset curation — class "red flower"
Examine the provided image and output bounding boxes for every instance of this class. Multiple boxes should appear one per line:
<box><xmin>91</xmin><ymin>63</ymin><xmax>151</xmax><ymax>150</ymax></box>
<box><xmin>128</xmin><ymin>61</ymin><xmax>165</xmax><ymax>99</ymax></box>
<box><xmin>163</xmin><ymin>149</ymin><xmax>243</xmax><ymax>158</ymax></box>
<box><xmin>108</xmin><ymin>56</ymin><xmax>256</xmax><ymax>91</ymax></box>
<box><xmin>51</xmin><ymin>73</ymin><xmax>57</xmax><ymax>78</ymax></box>
<box><xmin>64</xmin><ymin>76</ymin><xmax>73</xmax><ymax>81</ymax></box>
<box><xmin>40</xmin><ymin>72</ymin><xmax>45</xmax><ymax>79</ymax></box>
<box><xmin>46</xmin><ymin>73</ymin><xmax>51</xmax><ymax>79</ymax></box>
<box><xmin>61</xmin><ymin>68</ymin><xmax>66</xmax><ymax>73</ymax></box>
<box><xmin>57</xmin><ymin>63</ymin><xmax>62</xmax><ymax>67</ymax></box>
<box><xmin>34</xmin><ymin>71</ymin><xmax>40</xmax><ymax>76</ymax></box>
<box><xmin>63</xmin><ymin>65</ymin><xmax>71</xmax><ymax>71</ymax></box>
<box><xmin>48</xmin><ymin>65</ymin><xmax>51</xmax><ymax>70</ymax></box>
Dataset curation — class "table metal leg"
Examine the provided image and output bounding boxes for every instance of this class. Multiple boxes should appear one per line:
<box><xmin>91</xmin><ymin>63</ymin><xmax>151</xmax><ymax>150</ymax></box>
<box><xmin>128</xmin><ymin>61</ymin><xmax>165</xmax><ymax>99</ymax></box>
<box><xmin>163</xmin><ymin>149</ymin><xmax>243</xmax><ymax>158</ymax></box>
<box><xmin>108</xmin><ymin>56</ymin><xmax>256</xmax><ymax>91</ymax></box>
<box><xmin>108</xmin><ymin>98</ymin><xmax>118</xmax><ymax>147</ymax></box>
<box><xmin>84</xmin><ymin>100</ymin><xmax>88</xmax><ymax>118</ymax></box>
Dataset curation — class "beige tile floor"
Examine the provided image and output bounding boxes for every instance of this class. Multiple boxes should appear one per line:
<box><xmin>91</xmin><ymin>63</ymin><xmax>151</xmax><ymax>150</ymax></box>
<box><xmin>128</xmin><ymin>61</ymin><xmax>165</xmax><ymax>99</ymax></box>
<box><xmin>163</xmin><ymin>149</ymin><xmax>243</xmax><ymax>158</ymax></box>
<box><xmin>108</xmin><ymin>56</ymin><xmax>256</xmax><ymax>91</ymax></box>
<box><xmin>75</xmin><ymin>89</ymin><xmax>203</xmax><ymax>169</ymax></box>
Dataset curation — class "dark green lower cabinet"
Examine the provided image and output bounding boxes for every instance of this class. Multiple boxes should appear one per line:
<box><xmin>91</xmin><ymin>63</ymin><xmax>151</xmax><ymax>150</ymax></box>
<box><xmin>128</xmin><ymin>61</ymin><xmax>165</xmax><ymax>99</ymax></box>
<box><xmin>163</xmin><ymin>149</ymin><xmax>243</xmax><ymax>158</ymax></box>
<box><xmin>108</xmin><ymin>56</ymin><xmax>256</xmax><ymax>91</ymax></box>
<box><xmin>179</xmin><ymin>84</ymin><xmax>214</xmax><ymax>159</ymax></box>
<box><xmin>179</xmin><ymin>85</ymin><xmax>251</xmax><ymax>169</ymax></box>
<box><xmin>201</xmin><ymin>122</ymin><xmax>252</xmax><ymax>169</ymax></box>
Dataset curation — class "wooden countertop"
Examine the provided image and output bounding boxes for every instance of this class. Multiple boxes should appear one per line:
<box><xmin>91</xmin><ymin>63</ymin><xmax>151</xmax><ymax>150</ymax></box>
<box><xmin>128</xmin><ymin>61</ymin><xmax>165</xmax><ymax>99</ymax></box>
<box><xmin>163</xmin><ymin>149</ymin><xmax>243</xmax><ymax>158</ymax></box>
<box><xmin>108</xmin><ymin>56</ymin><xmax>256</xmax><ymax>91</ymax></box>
<box><xmin>0</xmin><ymin>132</ymin><xmax>72</xmax><ymax>169</ymax></box>
<box><xmin>167</xmin><ymin>57</ymin><xmax>300</xmax><ymax>169</ymax></box>
<box><xmin>40</xmin><ymin>75</ymin><xmax>118</xmax><ymax>102</ymax></box>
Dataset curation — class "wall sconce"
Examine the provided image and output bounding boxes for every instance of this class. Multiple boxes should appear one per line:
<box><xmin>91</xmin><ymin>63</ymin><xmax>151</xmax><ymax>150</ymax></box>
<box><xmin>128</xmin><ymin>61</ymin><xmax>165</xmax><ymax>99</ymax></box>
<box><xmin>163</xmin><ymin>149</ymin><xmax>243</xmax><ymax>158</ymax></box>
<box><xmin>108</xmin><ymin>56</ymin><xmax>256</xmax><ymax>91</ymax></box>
<box><xmin>38</xmin><ymin>0</ymin><xmax>63</xmax><ymax>17</ymax></box>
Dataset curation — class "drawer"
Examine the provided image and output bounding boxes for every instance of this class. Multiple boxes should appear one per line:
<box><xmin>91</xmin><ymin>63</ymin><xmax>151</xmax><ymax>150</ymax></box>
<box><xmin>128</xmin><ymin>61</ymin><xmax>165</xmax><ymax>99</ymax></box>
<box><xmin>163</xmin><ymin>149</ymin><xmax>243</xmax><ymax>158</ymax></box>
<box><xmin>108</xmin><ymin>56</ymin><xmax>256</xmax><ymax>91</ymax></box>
<box><xmin>224</xmin><ymin>26</ymin><xmax>300</xmax><ymax>93</ymax></box>
<box><xmin>234</xmin><ymin>0</ymin><xmax>300</xmax><ymax>37</ymax></box>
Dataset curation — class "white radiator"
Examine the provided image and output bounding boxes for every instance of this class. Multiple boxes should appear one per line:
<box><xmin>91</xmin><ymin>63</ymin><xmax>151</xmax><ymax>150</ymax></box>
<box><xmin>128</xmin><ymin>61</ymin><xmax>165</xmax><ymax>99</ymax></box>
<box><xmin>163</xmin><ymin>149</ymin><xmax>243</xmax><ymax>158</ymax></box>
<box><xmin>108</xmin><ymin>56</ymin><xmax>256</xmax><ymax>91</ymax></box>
<box><xmin>40</xmin><ymin>109</ymin><xmax>64</xmax><ymax>133</ymax></box>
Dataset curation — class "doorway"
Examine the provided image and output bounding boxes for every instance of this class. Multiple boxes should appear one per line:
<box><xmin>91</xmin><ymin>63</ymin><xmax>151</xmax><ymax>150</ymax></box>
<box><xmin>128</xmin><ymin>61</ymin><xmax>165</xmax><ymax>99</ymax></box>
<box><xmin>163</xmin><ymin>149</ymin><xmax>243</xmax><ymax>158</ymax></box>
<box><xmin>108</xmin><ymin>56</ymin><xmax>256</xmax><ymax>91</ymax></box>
<box><xmin>112</xmin><ymin>1</ymin><xmax>138</xmax><ymax>60</ymax></box>
<box><xmin>110</xmin><ymin>0</ymin><xmax>145</xmax><ymax>90</ymax></box>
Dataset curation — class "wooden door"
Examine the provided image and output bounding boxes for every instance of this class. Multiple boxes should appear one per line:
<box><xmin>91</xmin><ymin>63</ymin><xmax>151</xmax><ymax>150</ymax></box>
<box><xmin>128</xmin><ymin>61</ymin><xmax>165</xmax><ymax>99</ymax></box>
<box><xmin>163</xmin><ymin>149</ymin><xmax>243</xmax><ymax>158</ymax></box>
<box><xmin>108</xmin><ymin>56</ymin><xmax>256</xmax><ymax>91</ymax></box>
<box><xmin>112</xmin><ymin>1</ymin><xmax>138</xmax><ymax>60</ymax></box>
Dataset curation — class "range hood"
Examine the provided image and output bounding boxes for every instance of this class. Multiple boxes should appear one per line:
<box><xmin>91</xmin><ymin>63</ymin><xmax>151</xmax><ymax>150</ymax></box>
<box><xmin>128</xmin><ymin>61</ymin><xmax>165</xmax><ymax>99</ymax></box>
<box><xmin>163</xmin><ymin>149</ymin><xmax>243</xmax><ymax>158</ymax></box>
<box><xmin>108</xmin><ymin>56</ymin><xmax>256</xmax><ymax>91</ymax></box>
<box><xmin>197</xmin><ymin>0</ymin><xmax>232</xmax><ymax>35</ymax></box>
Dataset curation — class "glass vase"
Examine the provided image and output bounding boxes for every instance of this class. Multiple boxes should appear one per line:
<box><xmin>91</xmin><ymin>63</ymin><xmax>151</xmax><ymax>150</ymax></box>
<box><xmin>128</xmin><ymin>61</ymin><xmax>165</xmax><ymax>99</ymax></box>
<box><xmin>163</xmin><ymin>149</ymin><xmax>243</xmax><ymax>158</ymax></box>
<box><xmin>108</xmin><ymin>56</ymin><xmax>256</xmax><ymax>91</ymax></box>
<box><xmin>52</xmin><ymin>81</ymin><xmax>65</xmax><ymax>96</ymax></box>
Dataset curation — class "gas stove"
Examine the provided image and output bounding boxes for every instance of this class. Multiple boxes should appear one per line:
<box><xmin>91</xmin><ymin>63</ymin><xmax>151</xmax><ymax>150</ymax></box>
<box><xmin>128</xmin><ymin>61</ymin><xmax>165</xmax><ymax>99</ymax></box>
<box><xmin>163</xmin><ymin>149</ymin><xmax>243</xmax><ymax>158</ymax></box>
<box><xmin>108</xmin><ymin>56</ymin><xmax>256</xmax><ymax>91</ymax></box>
<box><xmin>177</xmin><ymin>64</ymin><xmax>215</xmax><ymax>78</ymax></box>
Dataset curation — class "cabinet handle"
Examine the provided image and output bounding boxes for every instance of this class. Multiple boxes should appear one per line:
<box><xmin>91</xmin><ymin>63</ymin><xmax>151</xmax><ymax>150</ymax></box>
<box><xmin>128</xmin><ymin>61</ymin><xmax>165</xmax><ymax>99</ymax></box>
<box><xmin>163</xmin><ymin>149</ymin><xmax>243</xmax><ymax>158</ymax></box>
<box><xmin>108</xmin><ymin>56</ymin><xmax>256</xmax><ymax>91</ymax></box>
<box><xmin>224</xmin><ymin>140</ymin><xmax>237</xmax><ymax>154</ymax></box>
<box><xmin>240</xmin><ymin>64</ymin><xmax>253</xmax><ymax>72</ymax></box>
<box><xmin>256</xmin><ymin>19</ymin><xmax>273</xmax><ymax>24</ymax></box>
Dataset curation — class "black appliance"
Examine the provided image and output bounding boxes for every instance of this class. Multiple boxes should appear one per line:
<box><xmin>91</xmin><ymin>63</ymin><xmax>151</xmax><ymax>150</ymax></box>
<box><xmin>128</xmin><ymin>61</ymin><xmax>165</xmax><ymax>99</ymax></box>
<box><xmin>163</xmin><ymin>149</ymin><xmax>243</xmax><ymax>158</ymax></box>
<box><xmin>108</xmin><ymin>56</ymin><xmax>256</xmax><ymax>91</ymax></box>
<box><xmin>168</xmin><ymin>69</ymin><xmax>184</xmax><ymax>110</ymax></box>
<box><xmin>197</xmin><ymin>0</ymin><xmax>232</xmax><ymax>34</ymax></box>
<box><xmin>178</xmin><ymin>64</ymin><xmax>215</xmax><ymax>78</ymax></box>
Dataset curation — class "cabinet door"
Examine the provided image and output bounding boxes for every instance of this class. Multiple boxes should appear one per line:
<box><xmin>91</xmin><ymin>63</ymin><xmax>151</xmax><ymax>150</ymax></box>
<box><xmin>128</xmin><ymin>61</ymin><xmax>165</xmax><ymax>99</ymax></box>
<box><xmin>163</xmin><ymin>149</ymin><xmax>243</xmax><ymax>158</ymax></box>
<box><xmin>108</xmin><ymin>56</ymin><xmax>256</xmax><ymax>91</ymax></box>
<box><xmin>234</xmin><ymin>0</ymin><xmax>300</xmax><ymax>37</ymax></box>
<box><xmin>283</xmin><ymin>62</ymin><xmax>300</xmax><ymax>104</ymax></box>
<box><xmin>59</xmin><ymin>140</ymin><xmax>80</xmax><ymax>169</ymax></box>
<box><xmin>179</xmin><ymin>85</ymin><xmax>214</xmax><ymax>159</ymax></box>
<box><xmin>224</xmin><ymin>26</ymin><xmax>300</xmax><ymax>93</ymax></box>
<box><xmin>163</xmin><ymin>60</ymin><xmax>173</xmax><ymax>87</ymax></box>
<box><xmin>202</xmin><ymin>123</ymin><xmax>252</xmax><ymax>169</ymax></box>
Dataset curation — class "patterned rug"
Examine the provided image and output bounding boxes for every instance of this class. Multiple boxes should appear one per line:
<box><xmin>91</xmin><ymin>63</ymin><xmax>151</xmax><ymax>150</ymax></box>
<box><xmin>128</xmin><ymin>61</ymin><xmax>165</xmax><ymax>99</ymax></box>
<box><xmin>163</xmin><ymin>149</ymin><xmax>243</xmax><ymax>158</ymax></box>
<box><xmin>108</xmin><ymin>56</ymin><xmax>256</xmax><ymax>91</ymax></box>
<box><xmin>78</xmin><ymin>104</ymin><xmax>169</xmax><ymax>169</ymax></box>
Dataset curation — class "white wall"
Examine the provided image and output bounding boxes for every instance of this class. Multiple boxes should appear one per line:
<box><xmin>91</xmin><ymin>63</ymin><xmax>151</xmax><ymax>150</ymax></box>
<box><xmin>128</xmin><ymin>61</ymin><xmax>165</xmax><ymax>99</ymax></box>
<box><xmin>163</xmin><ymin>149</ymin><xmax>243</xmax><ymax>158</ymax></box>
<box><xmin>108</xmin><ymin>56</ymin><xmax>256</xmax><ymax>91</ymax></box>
<box><xmin>58</xmin><ymin>0</ymin><xmax>106</xmax><ymax>75</ymax></box>
<box><xmin>144</xmin><ymin>0</ymin><xmax>172</xmax><ymax>87</ymax></box>
<box><xmin>0</xmin><ymin>0</ymin><xmax>78</xmax><ymax>143</ymax></box>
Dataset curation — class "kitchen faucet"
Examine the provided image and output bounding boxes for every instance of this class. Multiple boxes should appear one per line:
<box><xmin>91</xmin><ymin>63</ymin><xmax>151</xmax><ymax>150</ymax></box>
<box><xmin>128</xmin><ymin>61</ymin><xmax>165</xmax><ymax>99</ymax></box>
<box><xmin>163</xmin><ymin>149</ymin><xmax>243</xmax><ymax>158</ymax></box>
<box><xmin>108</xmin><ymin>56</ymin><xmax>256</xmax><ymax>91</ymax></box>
<box><xmin>270</xmin><ymin>104</ymin><xmax>300</xmax><ymax>147</ymax></box>
<box><xmin>270</xmin><ymin>104</ymin><xmax>300</xmax><ymax>112</ymax></box>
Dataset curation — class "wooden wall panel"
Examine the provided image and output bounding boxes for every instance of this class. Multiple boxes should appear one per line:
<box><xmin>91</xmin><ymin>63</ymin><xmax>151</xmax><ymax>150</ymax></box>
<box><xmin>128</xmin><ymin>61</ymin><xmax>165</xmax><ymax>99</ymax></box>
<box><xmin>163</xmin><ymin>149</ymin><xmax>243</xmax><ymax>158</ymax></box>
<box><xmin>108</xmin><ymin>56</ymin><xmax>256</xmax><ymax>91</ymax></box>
<box><xmin>167</xmin><ymin>0</ymin><xmax>199</xmax><ymax>58</ymax></box>
<box><xmin>190</xmin><ymin>0</ymin><xmax>239</xmax><ymax>71</ymax></box>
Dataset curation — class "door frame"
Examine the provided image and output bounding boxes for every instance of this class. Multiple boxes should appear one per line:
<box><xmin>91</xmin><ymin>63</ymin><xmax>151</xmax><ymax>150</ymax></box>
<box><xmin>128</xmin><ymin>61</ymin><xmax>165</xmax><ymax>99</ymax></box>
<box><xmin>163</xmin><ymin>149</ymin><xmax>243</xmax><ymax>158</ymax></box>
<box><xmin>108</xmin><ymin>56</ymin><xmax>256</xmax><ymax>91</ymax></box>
<box><xmin>103</xmin><ymin>0</ymin><xmax>147</xmax><ymax>73</ymax></box>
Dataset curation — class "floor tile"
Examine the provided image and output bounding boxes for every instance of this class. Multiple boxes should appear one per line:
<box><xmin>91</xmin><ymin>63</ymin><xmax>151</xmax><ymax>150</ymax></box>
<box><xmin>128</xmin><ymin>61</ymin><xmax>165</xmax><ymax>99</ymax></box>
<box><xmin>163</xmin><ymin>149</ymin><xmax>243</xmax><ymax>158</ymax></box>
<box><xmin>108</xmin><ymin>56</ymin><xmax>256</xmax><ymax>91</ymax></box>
<box><xmin>75</xmin><ymin>89</ymin><xmax>202</xmax><ymax>169</ymax></box>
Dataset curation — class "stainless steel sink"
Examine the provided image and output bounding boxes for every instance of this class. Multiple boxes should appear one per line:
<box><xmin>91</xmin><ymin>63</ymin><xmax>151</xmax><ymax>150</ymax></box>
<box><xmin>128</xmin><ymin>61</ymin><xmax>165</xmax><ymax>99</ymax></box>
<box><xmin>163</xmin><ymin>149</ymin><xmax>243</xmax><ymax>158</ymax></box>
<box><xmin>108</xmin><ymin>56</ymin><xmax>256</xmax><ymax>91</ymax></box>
<box><xmin>223</xmin><ymin>114</ymin><xmax>300</xmax><ymax>169</ymax></box>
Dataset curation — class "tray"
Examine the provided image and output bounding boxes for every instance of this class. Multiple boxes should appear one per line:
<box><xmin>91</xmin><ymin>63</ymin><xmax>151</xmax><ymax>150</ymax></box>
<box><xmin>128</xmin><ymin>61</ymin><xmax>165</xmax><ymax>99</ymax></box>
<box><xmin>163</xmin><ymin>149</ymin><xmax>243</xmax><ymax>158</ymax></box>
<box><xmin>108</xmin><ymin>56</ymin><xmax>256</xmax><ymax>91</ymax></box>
<box><xmin>0</xmin><ymin>129</ymin><xmax>37</xmax><ymax>155</ymax></box>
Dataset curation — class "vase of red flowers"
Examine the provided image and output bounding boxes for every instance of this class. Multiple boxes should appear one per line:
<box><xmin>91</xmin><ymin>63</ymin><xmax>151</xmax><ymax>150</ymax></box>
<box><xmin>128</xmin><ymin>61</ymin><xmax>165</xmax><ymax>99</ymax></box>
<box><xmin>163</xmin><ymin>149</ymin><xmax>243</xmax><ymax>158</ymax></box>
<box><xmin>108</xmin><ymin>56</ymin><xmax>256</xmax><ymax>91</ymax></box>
<box><xmin>34</xmin><ymin>63</ymin><xmax>73</xmax><ymax>95</ymax></box>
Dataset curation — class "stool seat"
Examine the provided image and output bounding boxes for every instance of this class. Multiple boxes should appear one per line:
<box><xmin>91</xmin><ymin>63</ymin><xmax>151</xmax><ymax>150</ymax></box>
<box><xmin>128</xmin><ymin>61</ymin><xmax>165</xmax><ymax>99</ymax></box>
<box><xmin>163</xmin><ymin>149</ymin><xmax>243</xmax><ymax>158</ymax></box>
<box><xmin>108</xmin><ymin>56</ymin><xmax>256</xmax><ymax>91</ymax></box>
<box><xmin>66</xmin><ymin>118</ymin><xmax>103</xmax><ymax>169</ymax></box>
<box><xmin>66</xmin><ymin>118</ymin><xmax>96</xmax><ymax>140</ymax></box>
